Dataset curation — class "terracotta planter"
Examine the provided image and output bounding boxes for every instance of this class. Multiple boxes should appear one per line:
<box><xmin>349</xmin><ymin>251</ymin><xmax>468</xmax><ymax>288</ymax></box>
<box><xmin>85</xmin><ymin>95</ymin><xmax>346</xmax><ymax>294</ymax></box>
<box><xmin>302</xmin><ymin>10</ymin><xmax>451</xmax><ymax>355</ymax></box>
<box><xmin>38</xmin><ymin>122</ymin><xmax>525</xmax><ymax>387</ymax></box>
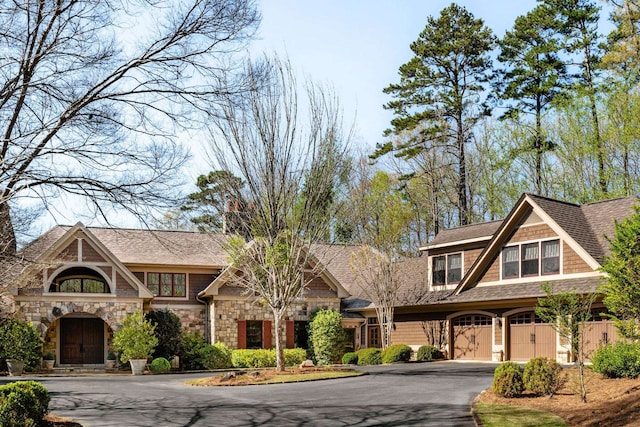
<box><xmin>44</xmin><ymin>359</ymin><xmax>55</xmax><ymax>370</ymax></box>
<box><xmin>6</xmin><ymin>360</ymin><xmax>24</xmax><ymax>376</ymax></box>
<box><xmin>106</xmin><ymin>359</ymin><xmax>116</xmax><ymax>369</ymax></box>
<box><xmin>129</xmin><ymin>358</ymin><xmax>147</xmax><ymax>375</ymax></box>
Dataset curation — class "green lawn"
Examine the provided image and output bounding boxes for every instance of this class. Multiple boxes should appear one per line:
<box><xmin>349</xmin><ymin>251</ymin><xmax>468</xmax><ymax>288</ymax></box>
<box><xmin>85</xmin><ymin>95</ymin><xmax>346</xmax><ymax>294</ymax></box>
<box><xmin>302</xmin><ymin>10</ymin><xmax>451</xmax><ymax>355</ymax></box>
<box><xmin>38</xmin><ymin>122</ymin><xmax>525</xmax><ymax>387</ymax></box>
<box><xmin>474</xmin><ymin>403</ymin><xmax>568</xmax><ymax>427</ymax></box>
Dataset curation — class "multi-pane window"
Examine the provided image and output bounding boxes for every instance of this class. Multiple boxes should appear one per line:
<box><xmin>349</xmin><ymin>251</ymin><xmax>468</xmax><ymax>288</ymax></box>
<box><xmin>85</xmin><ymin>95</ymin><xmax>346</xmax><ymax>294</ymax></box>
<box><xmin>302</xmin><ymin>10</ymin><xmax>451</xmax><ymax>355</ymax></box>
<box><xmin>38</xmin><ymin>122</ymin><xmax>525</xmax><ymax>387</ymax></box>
<box><xmin>502</xmin><ymin>239</ymin><xmax>560</xmax><ymax>279</ymax></box>
<box><xmin>52</xmin><ymin>277</ymin><xmax>109</xmax><ymax>293</ymax></box>
<box><xmin>147</xmin><ymin>273</ymin><xmax>186</xmax><ymax>297</ymax></box>
<box><xmin>432</xmin><ymin>253</ymin><xmax>462</xmax><ymax>285</ymax></box>
<box><xmin>246</xmin><ymin>321</ymin><xmax>263</xmax><ymax>349</ymax></box>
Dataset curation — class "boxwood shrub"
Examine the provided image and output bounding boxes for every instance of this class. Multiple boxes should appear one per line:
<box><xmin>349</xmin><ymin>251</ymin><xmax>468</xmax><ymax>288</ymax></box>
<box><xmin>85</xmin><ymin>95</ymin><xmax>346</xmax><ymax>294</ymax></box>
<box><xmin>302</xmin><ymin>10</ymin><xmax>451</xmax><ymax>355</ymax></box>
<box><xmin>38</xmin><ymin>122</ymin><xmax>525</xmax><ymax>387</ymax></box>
<box><xmin>356</xmin><ymin>348</ymin><xmax>382</xmax><ymax>366</ymax></box>
<box><xmin>201</xmin><ymin>342</ymin><xmax>233</xmax><ymax>370</ymax></box>
<box><xmin>341</xmin><ymin>352</ymin><xmax>358</xmax><ymax>365</ymax></box>
<box><xmin>492</xmin><ymin>361</ymin><xmax>524</xmax><ymax>398</ymax></box>
<box><xmin>178</xmin><ymin>332</ymin><xmax>208</xmax><ymax>370</ymax></box>
<box><xmin>150</xmin><ymin>357</ymin><xmax>171</xmax><ymax>373</ymax></box>
<box><xmin>592</xmin><ymin>342</ymin><xmax>640</xmax><ymax>379</ymax></box>
<box><xmin>523</xmin><ymin>357</ymin><xmax>564</xmax><ymax>396</ymax></box>
<box><xmin>231</xmin><ymin>349</ymin><xmax>306</xmax><ymax>368</ymax></box>
<box><xmin>381</xmin><ymin>344</ymin><xmax>412</xmax><ymax>364</ymax></box>
<box><xmin>416</xmin><ymin>345</ymin><xmax>444</xmax><ymax>362</ymax></box>
<box><xmin>0</xmin><ymin>381</ymin><xmax>49</xmax><ymax>427</ymax></box>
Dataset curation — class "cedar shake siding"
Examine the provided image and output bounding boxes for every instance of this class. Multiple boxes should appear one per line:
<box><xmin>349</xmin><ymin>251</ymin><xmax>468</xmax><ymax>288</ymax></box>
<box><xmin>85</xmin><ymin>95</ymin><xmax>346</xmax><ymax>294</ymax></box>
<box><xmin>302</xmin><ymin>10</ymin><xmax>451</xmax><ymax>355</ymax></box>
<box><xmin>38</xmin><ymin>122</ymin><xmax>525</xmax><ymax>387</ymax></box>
<box><xmin>304</xmin><ymin>276</ymin><xmax>337</xmax><ymax>297</ymax></box>
<box><xmin>563</xmin><ymin>242</ymin><xmax>593</xmax><ymax>274</ymax></box>
<box><xmin>115</xmin><ymin>272</ymin><xmax>138</xmax><ymax>297</ymax></box>
<box><xmin>81</xmin><ymin>239</ymin><xmax>106</xmax><ymax>262</ymax></box>
<box><xmin>508</xmin><ymin>223</ymin><xmax>557</xmax><ymax>244</ymax></box>
<box><xmin>189</xmin><ymin>273</ymin><xmax>216</xmax><ymax>301</ymax></box>
<box><xmin>390</xmin><ymin>321</ymin><xmax>428</xmax><ymax>346</ymax></box>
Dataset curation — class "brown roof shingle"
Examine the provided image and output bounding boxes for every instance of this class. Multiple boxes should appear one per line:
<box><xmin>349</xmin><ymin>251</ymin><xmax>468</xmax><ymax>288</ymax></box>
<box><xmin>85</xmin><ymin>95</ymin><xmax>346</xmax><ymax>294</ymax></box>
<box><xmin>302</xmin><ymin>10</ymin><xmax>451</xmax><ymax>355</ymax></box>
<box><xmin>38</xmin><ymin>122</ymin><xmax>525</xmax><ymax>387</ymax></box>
<box><xmin>426</xmin><ymin>220</ymin><xmax>502</xmax><ymax>248</ymax></box>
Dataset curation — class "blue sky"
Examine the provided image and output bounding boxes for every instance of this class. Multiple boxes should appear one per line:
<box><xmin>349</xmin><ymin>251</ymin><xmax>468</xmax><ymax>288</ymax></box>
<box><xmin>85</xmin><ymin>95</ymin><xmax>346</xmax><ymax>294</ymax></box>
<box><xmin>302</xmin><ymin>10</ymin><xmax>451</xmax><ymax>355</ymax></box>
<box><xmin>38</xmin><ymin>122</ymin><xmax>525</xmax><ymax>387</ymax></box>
<box><xmin>250</xmin><ymin>0</ymin><xmax>542</xmax><ymax>151</ymax></box>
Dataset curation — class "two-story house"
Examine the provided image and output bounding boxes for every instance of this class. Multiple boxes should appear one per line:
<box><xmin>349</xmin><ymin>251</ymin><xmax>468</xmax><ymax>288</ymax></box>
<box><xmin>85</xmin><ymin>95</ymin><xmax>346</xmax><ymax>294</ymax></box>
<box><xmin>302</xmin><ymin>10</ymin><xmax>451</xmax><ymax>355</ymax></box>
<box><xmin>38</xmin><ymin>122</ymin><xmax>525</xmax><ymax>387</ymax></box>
<box><xmin>387</xmin><ymin>193</ymin><xmax>636</xmax><ymax>363</ymax></box>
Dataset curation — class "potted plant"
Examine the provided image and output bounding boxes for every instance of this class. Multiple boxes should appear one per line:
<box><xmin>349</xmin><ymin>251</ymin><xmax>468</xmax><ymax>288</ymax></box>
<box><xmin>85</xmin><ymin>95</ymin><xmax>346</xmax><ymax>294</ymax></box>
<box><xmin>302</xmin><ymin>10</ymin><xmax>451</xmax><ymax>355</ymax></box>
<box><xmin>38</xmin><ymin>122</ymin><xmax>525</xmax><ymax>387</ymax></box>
<box><xmin>106</xmin><ymin>350</ymin><xmax>117</xmax><ymax>369</ymax></box>
<box><xmin>0</xmin><ymin>318</ymin><xmax>42</xmax><ymax>376</ymax></box>
<box><xmin>43</xmin><ymin>352</ymin><xmax>55</xmax><ymax>370</ymax></box>
<box><xmin>113</xmin><ymin>311</ymin><xmax>158</xmax><ymax>375</ymax></box>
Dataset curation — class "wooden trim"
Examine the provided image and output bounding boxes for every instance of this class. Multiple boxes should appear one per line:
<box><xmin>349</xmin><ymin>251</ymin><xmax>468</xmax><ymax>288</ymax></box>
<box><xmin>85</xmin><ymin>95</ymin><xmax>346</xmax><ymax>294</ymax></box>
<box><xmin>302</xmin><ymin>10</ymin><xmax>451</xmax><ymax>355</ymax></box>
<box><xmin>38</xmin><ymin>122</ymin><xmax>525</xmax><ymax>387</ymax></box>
<box><xmin>237</xmin><ymin>320</ymin><xmax>247</xmax><ymax>349</ymax></box>
<box><xmin>263</xmin><ymin>321</ymin><xmax>272</xmax><ymax>349</ymax></box>
<box><xmin>286</xmin><ymin>320</ymin><xmax>295</xmax><ymax>349</ymax></box>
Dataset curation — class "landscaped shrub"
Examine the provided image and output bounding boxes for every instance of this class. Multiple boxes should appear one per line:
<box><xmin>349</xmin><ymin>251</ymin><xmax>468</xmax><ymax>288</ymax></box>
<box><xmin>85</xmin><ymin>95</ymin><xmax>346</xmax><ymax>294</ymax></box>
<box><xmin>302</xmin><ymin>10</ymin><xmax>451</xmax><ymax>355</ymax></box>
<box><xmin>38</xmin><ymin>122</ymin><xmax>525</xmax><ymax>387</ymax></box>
<box><xmin>200</xmin><ymin>342</ymin><xmax>233</xmax><ymax>370</ymax></box>
<box><xmin>0</xmin><ymin>381</ymin><xmax>49</xmax><ymax>427</ymax></box>
<box><xmin>0</xmin><ymin>319</ymin><xmax>43</xmax><ymax>372</ymax></box>
<box><xmin>592</xmin><ymin>342</ymin><xmax>640</xmax><ymax>379</ymax></box>
<box><xmin>492</xmin><ymin>361</ymin><xmax>524</xmax><ymax>398</ymax></box>
<box><xmin>523</xmin><ymin>357</ymin><xmax>565</xmax><ymax>396</ymax></box>
<box><xmin>283</xmin><ymin>348</ymin><xmax>307</xmax><ymax>367</ymax></box>
<box><xmin>146</xmin><ymin>310</ymin><xmax>182</xmax><ymax>361</ymax></box>
<box><xmin>309</xmin><ymin>309</ymin><xmax>347</xmax><ymax>366</ymax></box>
<box><xmin>178</xmin><ymin>332</ymin><xmax>208</xmax><ymax>370</ymax></box>
<box><xmin>113</xmin><ymin>310</ymin><xmax>158</xmax><ymax>363</ymax></box>
<box><xmin>342</xmin><ymin>352</ymin><xmax>358</xmax><ymax>365</ymax></box>
<box><xmin>356</xmin><ymin>348</ymin><xmax>382</xmax><ymax>366</ymax></box>
<box><xmin>416</xmin><ymin>345</ymin><xmax>444</xmax><ymax>362</ymax></box>
<box><xmin>150</xmin><ymin>357</ymin><xmax>171</xmax><ymax>373</ymax></box>
<box><xmin>231</xmin><ymin>349</ymin><xmax>307</xmax><ymax>368</ymax></box>
<box><xmin>381</xmin><ymin>344</ymin><xmax>412</xmax><ymax>364</ymax></box>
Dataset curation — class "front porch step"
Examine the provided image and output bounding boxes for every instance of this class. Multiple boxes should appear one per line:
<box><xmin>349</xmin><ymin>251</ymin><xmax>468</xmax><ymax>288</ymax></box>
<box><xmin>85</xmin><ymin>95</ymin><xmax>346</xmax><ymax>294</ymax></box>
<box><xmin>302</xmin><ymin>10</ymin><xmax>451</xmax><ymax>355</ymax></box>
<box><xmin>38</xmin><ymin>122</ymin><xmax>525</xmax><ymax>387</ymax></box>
<box><xmin>48</xmin><ymin>366</ymin><xmax>108</xmax><ymax>374</ymax></box>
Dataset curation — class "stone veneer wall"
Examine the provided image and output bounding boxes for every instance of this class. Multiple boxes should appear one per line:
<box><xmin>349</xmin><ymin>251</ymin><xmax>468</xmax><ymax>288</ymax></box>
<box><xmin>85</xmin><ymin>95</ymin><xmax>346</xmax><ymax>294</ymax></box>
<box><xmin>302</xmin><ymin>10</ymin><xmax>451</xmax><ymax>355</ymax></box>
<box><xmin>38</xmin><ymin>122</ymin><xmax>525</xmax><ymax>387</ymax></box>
<box><xmin>16</xmin><ymin>298</ymin><xmax>143</xmax><ymax>337</ymax></box>
<box><xmin>212</xmin><ymin>297</ymin><xmax>340</xmax><ymax>349</ymax></box>
<box><xmin>151</xmin><ymin>305</ymin><xmax>207</xmax><ymax>336</ymax></box>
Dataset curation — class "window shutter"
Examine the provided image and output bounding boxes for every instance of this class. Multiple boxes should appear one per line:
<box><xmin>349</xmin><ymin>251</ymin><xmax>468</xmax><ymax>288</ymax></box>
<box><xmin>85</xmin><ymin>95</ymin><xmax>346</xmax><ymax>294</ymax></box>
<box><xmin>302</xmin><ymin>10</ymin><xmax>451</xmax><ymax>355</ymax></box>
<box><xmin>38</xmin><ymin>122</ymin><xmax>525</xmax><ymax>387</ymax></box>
<box><xmin>263</xmin><ymin>321</ymin><xmax>272</xmax><ymax>349</ymax></box>
<box><xmin>286</xmin><ymin>320</ymin><xmax>295</xmax><ymax>349</ymax></box>
<box><xmin>237</xmin><ymin>320</ymin><xmax>247</xmax><ymax>349</ymax></box>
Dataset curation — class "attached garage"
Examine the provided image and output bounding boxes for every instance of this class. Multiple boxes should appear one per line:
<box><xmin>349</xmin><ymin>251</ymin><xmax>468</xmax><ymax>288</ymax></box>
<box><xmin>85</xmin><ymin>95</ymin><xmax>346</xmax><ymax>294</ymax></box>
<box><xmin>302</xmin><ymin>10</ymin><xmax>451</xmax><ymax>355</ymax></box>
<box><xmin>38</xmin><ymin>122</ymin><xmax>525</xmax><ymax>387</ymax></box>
<box><xmin>583</xmin><ymin>311</ymin><xmax>619</xmax><ymax>362</ymax></box>
<box><xmin>452</xmin><ymin>314</ymin><xmax>492</xmax><ymax>360</ymax></box>
<box><xmin>508</xmin><ymin>312</ymin><xmax>556</xmax><ymax>361</ymax></box>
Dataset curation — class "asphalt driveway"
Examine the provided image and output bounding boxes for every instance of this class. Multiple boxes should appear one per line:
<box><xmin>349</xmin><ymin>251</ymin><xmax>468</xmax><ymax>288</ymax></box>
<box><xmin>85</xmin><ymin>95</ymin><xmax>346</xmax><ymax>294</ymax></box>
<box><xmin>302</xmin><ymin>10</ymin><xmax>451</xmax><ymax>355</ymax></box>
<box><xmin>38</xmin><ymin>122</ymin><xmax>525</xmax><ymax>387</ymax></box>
<box><xmin>4</xmin><ymin>362</ymin><xmax>497</xmax><ymax>426</ymax></box>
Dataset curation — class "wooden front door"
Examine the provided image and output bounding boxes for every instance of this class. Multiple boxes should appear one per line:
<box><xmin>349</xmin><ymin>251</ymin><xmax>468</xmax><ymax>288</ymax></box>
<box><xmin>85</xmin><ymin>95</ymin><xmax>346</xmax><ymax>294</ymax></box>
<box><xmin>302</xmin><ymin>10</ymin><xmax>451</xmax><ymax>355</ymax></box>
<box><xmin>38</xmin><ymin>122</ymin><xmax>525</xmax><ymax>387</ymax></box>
<box><xmin>60</xmin><ymin>318</ymin><xmax>104</xmax><ymax>364</ymax></box>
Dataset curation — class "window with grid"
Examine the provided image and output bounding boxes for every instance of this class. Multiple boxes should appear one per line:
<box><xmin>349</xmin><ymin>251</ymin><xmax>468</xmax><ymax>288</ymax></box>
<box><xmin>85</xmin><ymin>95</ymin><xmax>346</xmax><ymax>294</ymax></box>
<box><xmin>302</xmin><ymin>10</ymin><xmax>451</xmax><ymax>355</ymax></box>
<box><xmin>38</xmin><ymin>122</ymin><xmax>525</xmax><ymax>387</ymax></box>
<box><xmin>147</xmin><ymin>273</ymin><xmax>186</xmax><ymax>297</ymax></box>
<box><xmin>432</xmin><ymin>253</ymin><xmax>462</xmax><ymax>286</ymax></box>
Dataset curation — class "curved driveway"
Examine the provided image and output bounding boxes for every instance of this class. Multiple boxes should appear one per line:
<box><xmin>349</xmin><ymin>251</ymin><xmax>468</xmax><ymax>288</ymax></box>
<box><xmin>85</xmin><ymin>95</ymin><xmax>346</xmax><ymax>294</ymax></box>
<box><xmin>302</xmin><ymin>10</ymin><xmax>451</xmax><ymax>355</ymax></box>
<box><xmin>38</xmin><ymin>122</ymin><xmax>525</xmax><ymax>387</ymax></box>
<box><xmin>6</xmin><ymin>362</ymin><xmax>496</xmax><ymax>426</ymax></box>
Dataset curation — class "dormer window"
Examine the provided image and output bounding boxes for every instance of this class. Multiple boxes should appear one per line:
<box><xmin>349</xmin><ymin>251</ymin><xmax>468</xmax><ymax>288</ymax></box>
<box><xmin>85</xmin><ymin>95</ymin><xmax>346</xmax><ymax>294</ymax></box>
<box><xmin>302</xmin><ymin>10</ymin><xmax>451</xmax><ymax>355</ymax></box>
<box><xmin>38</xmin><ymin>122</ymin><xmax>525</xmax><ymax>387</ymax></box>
<box><xmin>501</xmin><ymin>239</ymin><xmax>560</xmax><ymax>279</ymax></box>
<box><xmin>432</xmin><ymin>253</ymin><xmax>462</xmax><ymax>286</ymax></box>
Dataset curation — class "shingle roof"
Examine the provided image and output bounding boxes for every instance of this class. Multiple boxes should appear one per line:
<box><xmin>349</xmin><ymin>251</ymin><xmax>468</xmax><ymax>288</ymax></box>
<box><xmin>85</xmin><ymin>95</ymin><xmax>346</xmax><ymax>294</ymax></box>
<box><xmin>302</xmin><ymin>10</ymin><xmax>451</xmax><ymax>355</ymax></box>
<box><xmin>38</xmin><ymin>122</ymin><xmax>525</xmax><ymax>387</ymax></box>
<box><xmin>580</xmin><ymin>195</ymin><xmax>638</xmax><ymax>260</ymax></box>
<box><xmin>448</xmin><ymin>277</ymin><xmax>600</xmax><ymax>303</ymax></box>
<box><xmin>426</xmin><ymin>220</ymin><xmax>502</xmax><ymax>248</ymax></box>
<box><xmin>22</xmin><ymin>225</ymin><xmax>231</xmax><ymax>267</ymax></box>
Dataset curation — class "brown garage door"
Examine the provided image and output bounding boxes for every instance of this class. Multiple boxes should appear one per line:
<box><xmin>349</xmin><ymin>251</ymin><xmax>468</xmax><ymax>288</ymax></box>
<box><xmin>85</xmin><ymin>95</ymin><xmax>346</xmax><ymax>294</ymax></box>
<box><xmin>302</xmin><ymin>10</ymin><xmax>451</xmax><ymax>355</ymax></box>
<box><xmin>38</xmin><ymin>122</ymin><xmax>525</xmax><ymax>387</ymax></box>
<box><xmin>509</xmin><ymin>312</ymin><xmax>556</xmax><ymax>361</ymax></box>
<box><xmin>452</xmin><ymin>315</ymin><xmax>492</xmax><ymax>360</ymax></box>
<box><xmin>583</xmin><ymin>311</ymin><xmax>619</xmax><ymax>362</ymax></box>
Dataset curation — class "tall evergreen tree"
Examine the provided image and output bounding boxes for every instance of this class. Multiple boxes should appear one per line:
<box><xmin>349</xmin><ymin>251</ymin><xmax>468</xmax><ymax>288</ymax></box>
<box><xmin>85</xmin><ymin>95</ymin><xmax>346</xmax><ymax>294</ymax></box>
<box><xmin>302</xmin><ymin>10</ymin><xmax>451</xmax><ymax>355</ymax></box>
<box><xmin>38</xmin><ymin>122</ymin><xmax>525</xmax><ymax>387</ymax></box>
<box><xmin>542</xmin><ymin>0</ymin><xmax>607</xmax><ymax>194</ymax></box>
<box><xmin>497</xmin><ymin>4</ymin><xmax>567</xmax><ymax>195</ymax></box>
<box><xmin>376</xmin><ymin>3</ymin><xmax>495</xmax><ymax>226</ymax></box>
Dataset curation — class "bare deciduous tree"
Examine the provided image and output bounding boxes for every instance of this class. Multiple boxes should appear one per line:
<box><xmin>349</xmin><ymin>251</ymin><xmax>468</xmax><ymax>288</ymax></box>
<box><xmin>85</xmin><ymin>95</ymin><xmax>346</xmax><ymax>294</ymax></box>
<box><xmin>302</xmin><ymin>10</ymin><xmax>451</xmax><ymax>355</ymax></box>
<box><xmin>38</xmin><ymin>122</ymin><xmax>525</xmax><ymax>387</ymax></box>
<box><xmin>207</xmin><ymin>55</ymin><xmax>351</xmax><ymax>371</ymax></box>
<box><xmin>0</xmin><ymin>0</ymin><xmax>260</xmax><ymax>253</ymax></box>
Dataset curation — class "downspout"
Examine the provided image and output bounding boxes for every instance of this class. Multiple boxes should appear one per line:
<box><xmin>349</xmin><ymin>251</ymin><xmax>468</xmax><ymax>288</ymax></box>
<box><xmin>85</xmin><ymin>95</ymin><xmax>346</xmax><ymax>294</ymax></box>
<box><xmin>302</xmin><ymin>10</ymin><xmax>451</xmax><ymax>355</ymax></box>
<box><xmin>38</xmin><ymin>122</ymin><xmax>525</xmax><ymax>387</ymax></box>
<box><xmin>196</xmin><ymin>292</ymin><xmax>210</xmax><ymax>343</ymax></box>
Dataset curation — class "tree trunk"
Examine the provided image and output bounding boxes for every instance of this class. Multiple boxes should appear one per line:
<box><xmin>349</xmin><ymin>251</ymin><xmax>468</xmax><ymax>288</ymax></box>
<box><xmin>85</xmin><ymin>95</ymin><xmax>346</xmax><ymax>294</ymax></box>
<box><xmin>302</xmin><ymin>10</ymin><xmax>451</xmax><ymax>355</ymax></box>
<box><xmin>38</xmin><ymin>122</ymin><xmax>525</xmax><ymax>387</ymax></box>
<box><xmin>0</xmin><ymin>202</ymin><xmax>16</xmax><ymax>257</ymax></box>
<box><xmin>273</xmin><ymin>310</ymin><xmax>285</xmax><ymax>372</ymax></box>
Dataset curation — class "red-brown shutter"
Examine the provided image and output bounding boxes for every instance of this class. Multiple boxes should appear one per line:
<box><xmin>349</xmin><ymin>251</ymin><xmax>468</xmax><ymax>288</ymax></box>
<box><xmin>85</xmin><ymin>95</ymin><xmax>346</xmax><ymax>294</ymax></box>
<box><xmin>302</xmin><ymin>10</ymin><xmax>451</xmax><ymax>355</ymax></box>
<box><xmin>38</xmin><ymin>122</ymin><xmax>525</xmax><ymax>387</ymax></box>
<box><xmin>286</xmin><ymin>320</ymin><xmax>295</xmax><ymax>349</ymax></box>
<box><xmin>237</xmin><ymin>320</ymin><xmax>246</xmax><ymax>349</ymax></box>
<box><xmin>263</xmin><ymin>321</ymin><xmax>272</xmax><ymax>349</ymax></box>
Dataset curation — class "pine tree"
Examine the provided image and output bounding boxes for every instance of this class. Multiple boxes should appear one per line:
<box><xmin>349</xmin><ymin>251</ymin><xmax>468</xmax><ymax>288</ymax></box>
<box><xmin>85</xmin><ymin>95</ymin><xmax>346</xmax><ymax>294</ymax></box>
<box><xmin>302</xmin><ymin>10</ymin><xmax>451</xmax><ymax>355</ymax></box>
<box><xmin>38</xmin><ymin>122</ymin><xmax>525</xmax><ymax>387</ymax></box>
<box><xmin>377</xmin><ymin>4</ymin><xmax>495</xmax><ymax>226</ymax></box>
<box><xmin>497</xmin><ymin>4</ymin><xmax>567</xmax><ymax>195</ymax></box>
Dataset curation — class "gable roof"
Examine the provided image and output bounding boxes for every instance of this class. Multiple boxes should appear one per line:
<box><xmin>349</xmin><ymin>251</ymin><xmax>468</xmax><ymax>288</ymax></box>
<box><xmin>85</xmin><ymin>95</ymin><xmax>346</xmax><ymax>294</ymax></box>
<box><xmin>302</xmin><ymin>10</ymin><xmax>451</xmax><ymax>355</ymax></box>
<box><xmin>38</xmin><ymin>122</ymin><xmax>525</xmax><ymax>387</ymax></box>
<box><xmin>23</xmin><ymin>225</ymin><xmax>230</xmax><ymax>268</ymax></box>
<box><xmin>451</xmin><ymin>194</ymin><xmax>638</xmax><ymax>295</ymax></box>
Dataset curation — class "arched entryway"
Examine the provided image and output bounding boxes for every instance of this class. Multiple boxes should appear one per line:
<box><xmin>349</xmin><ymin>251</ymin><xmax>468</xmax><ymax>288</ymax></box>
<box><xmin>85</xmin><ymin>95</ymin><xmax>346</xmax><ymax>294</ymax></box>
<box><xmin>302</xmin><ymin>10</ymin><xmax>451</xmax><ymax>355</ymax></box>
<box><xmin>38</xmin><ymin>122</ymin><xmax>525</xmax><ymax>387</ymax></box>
<box><xmin>44</xmin><ymin>313</ymin><xmax>113</xmax><ymax>365</ymax></box>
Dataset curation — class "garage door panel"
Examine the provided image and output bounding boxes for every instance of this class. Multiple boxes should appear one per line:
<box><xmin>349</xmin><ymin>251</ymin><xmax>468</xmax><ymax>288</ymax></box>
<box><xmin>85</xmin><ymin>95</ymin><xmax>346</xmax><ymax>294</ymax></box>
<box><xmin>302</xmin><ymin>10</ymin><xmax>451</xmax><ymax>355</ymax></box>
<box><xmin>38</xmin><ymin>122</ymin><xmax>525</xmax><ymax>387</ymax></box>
<box><xmin>452</xmin><ymin>315</ymin><xmax>492</xmax><ymax>361</ymax></box>
<box><xmin>508</xmin><ymin>312</ymin><xmax>556</xmax><ymax>361</ymax></box>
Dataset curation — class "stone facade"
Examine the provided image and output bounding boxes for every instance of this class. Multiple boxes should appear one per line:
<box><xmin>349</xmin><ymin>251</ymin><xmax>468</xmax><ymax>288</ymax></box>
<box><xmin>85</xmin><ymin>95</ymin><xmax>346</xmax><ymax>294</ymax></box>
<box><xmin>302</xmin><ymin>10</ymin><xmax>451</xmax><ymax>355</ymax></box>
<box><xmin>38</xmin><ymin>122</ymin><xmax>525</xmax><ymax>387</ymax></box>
<box><xmin>211</xmin><ymin>297</ymin><xmax>340</xmax><ymax>349</ymax></box>
<box><xmin>150</xmin><ymin>304</ymin><xmax>207</xmax><ymax>336</ymax></box>
<box><xmin>15</xmin><ymin>297</ymin><xmax>143</xmax><ymax>336</ymax></box>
